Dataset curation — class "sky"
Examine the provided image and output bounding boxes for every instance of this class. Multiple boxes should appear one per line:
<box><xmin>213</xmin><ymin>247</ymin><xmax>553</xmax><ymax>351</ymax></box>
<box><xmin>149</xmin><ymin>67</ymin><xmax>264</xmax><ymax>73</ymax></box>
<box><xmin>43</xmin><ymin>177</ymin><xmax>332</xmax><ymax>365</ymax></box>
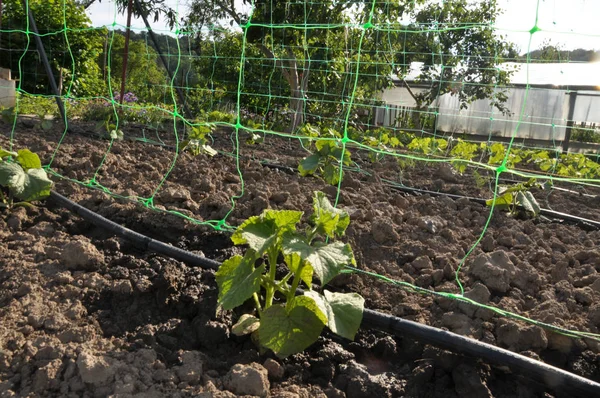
<box><xmin>86</xmin><ymin>0</ymin><xmax>600</xmax><ymax>53</ymax></box>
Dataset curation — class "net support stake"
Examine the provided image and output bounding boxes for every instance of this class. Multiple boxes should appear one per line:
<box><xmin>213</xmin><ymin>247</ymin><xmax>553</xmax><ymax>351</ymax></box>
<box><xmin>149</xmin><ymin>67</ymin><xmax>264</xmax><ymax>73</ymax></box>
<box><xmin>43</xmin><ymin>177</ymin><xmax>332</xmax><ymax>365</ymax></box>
<box><xmin>133</xmin><ymin>0</ymin><xmax>190</xmax><ymax>119</ymax></box>
<box><xmin>562</xmin><ymin>91</ymin><xmax>577</xmax><ymax>153</ymax></box>
<box><xmin>118</xmin><ymin>0</ymin><xmax>135</xmax><ymax>106</ymax></box>
<box><xmin>25</xmin><ymin>3</ymin><xmax>67</xmax><ymax>127</ymax></box>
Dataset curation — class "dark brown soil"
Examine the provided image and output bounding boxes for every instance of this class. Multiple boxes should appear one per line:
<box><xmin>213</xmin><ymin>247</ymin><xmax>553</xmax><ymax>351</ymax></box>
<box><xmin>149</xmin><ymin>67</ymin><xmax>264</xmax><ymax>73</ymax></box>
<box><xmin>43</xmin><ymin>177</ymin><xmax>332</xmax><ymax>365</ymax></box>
<box><xmin>1</xmin><ymin>120</ymin><xmax>599</xmax><ymax>397</ymax></box>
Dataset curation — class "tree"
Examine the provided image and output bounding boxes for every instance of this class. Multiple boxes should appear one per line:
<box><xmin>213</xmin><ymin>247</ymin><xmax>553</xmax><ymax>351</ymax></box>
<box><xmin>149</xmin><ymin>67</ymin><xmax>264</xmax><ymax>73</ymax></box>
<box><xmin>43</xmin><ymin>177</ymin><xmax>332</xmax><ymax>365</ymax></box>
<box><xmin>395</xmin><ymin>0</ymin><xmax>518</xmax><ymax>127</ymax></box>
<box><xmin>81</xmin><ymin>0</ymin><xmax>178</xmax><ymax>28</ymax></box>
<box><xmin>186</xmin><ymin>0</ymin><xmax>516</xmax><ymax>132</ymax></box>
<box><xmin>0</xmin><ymin>0</ymin><xmax>105</xmax><ymax>96</ymax></box>
<box><xmin>517</xmin><ymin>40</ymin><xmax>600</xmax><ymax>63</ymax></box>
<box><xmin>107</xmin><ymin>31</ymin><xmax>169</xmax><ymax>102</ymax></box>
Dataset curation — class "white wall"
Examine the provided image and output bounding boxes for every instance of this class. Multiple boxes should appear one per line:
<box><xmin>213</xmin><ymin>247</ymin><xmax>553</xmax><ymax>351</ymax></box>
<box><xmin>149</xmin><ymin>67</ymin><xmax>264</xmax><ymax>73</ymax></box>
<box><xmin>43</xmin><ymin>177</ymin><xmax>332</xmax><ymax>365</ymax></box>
<box><xmin>0</xmin><ymin>68</ymin><xmax>16</xmax><ymax>108</ymax></box>
<box><xmin>379</xmin><ymin>84</ymin><xmax>600</xmax><ymax>142</ymax></box>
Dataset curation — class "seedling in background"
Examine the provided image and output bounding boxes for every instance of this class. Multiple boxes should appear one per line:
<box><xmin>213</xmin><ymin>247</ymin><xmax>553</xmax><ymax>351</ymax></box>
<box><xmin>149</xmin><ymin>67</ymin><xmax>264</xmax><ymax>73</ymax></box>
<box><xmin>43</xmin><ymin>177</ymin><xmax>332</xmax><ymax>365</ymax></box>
<box><xmin>407</xmin><ymin>137</ymin><xmax>448</xmax><ymax>156</ymax></box>
<box><xmin>0</xmin><ymin>148</ymin><xmax>53</xmax><ymax>209</ymax></box>
<box><xmin>105</xmin><ymin>121</ymin><xmax>124</xmax><ymax>141</ymax></box>
<box><xmin>486</xmin><ymin>142</ymin><xmax>523</xmax><ymax>169</ymax></box>
<box><xmin>216</xmin><ymin>191</ymin><xmax>364</xmax><ymax>358</ymax></box>
<box><xmin>179</xmin><ymin>124</ymin><xmax>217</xmax><ymax>157</ymax></box>
<box><xmin>472</xmin><ymin>169</ymin><xmax>489</xmax><ymax>189</ymax></box>
<box><xmin>363</xmin><ymin>133</ymin><xmax>402</xmax><ymax>163</ymax></box>
<box><xmin>242</xmin><ymin>120</ymin><xmax>265</xmax><ymax>145</ymax></box>
<box><xmin>298</xmin><ymin>139</ymin><xmax>352</xmax><ymax>185</ymax></box>
<box><xmin>1</xmin><ymin>108</ymin><xmax>16</xmax><ymax>124</ymax></box>
<box><xmin>486</xmin><ymin>178</ymin><xmax>541</xmax><ymax>217</ymax></box>
<box><xmin>450</xmin><ymin>139</ymin><xmax>482</xmax><ymax>173</ymax></box>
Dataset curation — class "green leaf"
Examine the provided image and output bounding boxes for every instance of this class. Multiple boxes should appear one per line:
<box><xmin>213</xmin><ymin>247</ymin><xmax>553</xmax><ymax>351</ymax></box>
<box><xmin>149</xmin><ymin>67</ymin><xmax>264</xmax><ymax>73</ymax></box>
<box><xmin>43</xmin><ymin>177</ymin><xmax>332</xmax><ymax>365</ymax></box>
<box><xmin>16</xmin><ymin>149</ymin><xmax>42</xmax><ymax>170</ymax></box>
<box><xmin>264</xmin><ymin>209</ymin><xmax>303</xmax><ymax>232</ymax></box>
<box><xmin>486</xmin><ymin>192</ymin><xmax>513</xmax><ymax>208</ymax></box>
<box><xmin>231</xmin><ymin>216</ymin><xmax>278</xmax><ymax>254</ymax></box>
<box><xmin>311</xmin><ymin>191</ymin><xmax>350</xmax><ymax>238</ymax></box>
<box><xmin>517</xmin><ymin>191</ymin><xmax>540</xmax><ymax>216</ymax></box>
<box><xmin>323</xmin><ymin>163</ymin><xmax>340</xmax><ymax>185</ymax></box>
<box><xmin>0</xmin><ymin>148</ymin><xmax>17</xmax><ymax>160</ymax></box>
<box><xmin>298</xmin><ymin>154</ymin><xmax>320</xmax><ymax>176</ymax></box>
<box><xmin>232</xmin><ymin>314</ymin><xmax>260</xmax><ymax>336</ymax></box>
<box><xmin>232</xmin><ymin>210</ymin><xmax>302</xmax><ymax>254</ymax></box>
<box><xmin>258</xmin><ymin>295</ymin><xmax>326</xmax><ymax>358</ymax></box>
<box><xmin>304</xmin><ymin>290</ymin><xmax>364</xmax><ymax>340</ymax></box>
<box><xmin>315</xmin><ymin>139</ymin><xmax>334</xmax><ymax>155</ymax></box>
<box><xmin>109</xmin><ymin>129</ymin><xmax>124</xmax><ymax>141</ymax></box>
<box><xmin>41</xmin><ymin>120</ymin><xmax>53</xmax><ymax>131</ymax></box>
<box><xmin>282</xmin><ymin>237</ymin><xmax>355</xmax><ymax>285</ymax></box>
<box><xmin>284</xmin><ymin>253</ymin><xmax>313</xmax><ymax>289</ymax></box>
<box><xmin>0</xmin><ymin>163</ymin><xmax>52</xmax><ymax>202</ymax></box>
<box><xmin>215</xmin><ymin>254</ymin><xmax>265</xmax><ymax>310</ymax></box>
<box><xmin>390</xmin><ymin>137</ymin><xmax>401</xmax><ymax>147</ymax></box>
<box><xmin>201</xmin><ymin>144</ymin><xmax>217</xmax><ymax>157</ymax></box>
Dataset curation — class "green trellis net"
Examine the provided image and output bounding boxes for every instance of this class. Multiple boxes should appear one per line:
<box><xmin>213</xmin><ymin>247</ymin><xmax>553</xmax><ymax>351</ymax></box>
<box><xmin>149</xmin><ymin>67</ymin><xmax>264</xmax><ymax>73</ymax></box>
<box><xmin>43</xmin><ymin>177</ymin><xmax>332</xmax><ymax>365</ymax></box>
<box><xmin>1</xmin><ymin>0</ymin><xmax>600</xmax><ymax>342</ymax></box>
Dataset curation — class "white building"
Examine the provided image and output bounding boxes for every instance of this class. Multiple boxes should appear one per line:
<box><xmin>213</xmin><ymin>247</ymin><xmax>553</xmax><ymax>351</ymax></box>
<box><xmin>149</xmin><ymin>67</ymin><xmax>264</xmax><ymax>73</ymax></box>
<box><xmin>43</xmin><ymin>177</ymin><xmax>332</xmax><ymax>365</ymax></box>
<box><xmin>377</xmin><ymin>62</ymin><xmax>600</xmax><ymax>142</ymax></box>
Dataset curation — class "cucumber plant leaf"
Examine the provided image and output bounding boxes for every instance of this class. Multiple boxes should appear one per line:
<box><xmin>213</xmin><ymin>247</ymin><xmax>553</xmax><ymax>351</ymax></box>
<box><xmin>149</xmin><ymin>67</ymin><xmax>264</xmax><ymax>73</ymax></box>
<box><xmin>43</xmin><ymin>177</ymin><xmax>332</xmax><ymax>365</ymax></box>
<box><xmin>284</xmin><ymin>253</ymin><xmax>313</xmax><ymax>288</ymax></box>
<box><xmin>215</xmin><ymin>254</ymin><xmax>265</xmax><ymax>311</ymax></box>
<box><xmin>258</xmin><ymin>295</ymin><xmax>327</xmax><ymax>358</ymax></box>
<box><xmin>323</xmin><ymin>163</ymin><xmax>341</xmax><ymax>185</ymax></box>
<box><xmin>16</xmin><ymin>149</ymin><xmax>42</xmax><ymax>171</ymax></box>
<box><xmin>311</xmin><ymin>191</ymin><xmax>349</xmax><ymax>238</ymax></box>
<box><xmin>0</xmin><ymin>149</ymin><xmax>17</xmax><ymax>159</ymax></box>
<box><xmin>516</xmin><ymin>191</ymin><xmax>540</xmax><ymax>216</ymax></box>
<box><xmin>0</xmin><ymin>163</ymin><xmax>53</xmax><ymax>202</ymax></box>
<box><xmin>486</xmin><ymin>192</ymin><xmax>513</xmax><ymax>208</ymax></box>
<box><xmin>304</xmin><ymin>290</ymin><xmax>364</xmax><ymax>340</ymax></box>
<box><xmin>282</xmin><ymin>236</ymin><xmax>355</xmax><ymax>285</ymax></box>
<box><xmin>232</xmin><ymin>210</ymin><xmax>302</xmax><ymax>254</ymax></box>
<box><xmin>298</xmin><ymin>153</ymin><xmax>320</xmax><ymax>176</ymax></box>
<box><xmin>232</xmin><ymin>314</ymin><xmax>260</xmax><ymax>336</ymax></box>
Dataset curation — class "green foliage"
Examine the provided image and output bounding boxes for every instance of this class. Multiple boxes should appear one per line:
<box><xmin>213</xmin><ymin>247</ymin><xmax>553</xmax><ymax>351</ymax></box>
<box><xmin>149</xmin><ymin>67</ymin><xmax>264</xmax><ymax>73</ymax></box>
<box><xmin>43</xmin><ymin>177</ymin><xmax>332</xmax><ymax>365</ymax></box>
<box><xmin>0</xmin><ymin>148</ymin><xmax>53</xmax><ymax>209</ymax></box>
<box><xmin>187</xmin><ymin>0</ymin><xmax>514</xmax><ymax>131</ymax></box>
<box><xmin>0</xmin><ymin>0</ymin><xmax>105</xmax><ymax>96</ymax></box>
<box><xmin>362</xmin><ymin>129</ymin><xmax>402</xmax><ymax>163</ymax></box>
<box><xmin>571</xmin><ymin>126</ymin><xmax>600</xmax><ymax>144</ymax></box>
<box><xmin>216</xmin><ymin>192</ymin><xmax>363</xmax><ymax>358</ymax></box>
<box><xmin>206</xmin><ymin>110</ymin><xmax>236</xmax><ymax>124</ymax></box>
<box><xmin>404</xmin><ymin>0</ymin><xmax>516</xmax><ymax>116</ymax></box>
<box><xmin>472</xmin><ymin>170</ymin><xmax>489</xmax><ymax>189</ymax></box>
<box><xmin>485</xmin><ymin>143</ymin><xmax>525</xmax><ymax>169</ymax></box>
<box><xmin>486</xmin><ymin>178</ymin><xmax>541</xmax><ymax>217</ymax></box>
<box><xmin>299</xmin><ymin>139</ymin><xmax>352</xmax><ymax>185</ymax></box>
<box><xmin>450</xmin><ymin>140</ymin><xmax>481</xmax><ymax>173</ymax></box>
<box><xmin>407</xmin><ymin>137</ymin><xmax>448</xmax><ymax>156</ymax></box>
<box><xmin>106</xmin><ymin>33</ymin><xmax>169</xmax><ymax>103</ymax></box>
<box><xmin>179</xmin><ymin>124</ymin><xmax>217</xmax><ymax>157</ymax></box>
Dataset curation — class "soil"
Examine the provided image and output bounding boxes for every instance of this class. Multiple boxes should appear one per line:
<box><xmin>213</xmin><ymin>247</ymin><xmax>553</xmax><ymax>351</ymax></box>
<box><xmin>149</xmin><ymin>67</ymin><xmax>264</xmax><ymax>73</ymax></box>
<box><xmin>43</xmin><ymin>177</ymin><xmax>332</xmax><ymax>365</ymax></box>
<box><xmin>1</xmin><ymin>120</ymin><xmax>600</xmax><ymax>398</ymax></box>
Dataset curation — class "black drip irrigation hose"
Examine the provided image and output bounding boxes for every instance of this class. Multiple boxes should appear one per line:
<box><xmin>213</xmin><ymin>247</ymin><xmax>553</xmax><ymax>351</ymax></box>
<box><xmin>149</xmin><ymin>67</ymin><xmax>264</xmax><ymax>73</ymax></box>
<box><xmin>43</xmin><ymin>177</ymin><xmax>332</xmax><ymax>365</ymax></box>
<box><xmin>259</xmin><ymin>161</ymin><xmax>600</xmax><ymax>231</ymax></box>
<box><xmin>49</xmin><ymin>191</ymin><xmax>220</xmax><ymax>270</ymax></box>
<box><xmin>385</xmin><ymin>183</ymin><xmax>600</xmax><ymax>231</ymax></box>
<box><xmin>48</xmin><ymin>190</ymin><xmax>600</xmax><ymax>397</ymax></box>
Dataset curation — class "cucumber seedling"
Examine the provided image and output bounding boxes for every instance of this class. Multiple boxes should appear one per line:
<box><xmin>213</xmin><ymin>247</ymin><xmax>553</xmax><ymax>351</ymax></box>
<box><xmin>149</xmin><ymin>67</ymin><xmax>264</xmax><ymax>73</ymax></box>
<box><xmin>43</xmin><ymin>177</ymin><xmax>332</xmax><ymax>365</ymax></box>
<box><xmin>179</xmin><ymin>124</ymin><xmax>217</xmax><ymax>157</ymax></box>
<box><xmin>216</xmin><ymin>191</ymin><xmax>364</xmax><ymax>358</ymax></box>
<box><xmin>298</xmin><ymin>139</ymin><xmax>351</xmax><ymax>185</ymax></box>
<box><xmin>486</xmin><ymin>178</ymin><xmax>541</xmax><ymax>217</ymax></box>
<box><xmin>0</xmin><ymin>148</ymin><xmax>53</xmax><ymax>210</ymax></box>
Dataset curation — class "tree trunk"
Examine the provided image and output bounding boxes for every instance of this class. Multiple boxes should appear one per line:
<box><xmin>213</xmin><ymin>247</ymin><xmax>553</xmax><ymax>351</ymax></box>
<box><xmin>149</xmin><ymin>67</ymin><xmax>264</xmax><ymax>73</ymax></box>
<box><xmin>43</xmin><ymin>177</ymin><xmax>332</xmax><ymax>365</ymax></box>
<box><xmin>403</xmin><ymin>79</ymin><xmax>423</xmax><ymax>130</ymax></box>
<box><xmin>258</xmin><ymin>44</ymin><xmax>308</xmax><ymax>133</ymax></box>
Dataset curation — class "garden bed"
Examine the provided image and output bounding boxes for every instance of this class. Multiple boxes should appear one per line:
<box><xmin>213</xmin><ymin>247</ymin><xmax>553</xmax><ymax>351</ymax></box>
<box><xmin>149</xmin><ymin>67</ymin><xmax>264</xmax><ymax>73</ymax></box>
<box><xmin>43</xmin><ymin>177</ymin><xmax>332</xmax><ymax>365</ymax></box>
<box><xmin>1</xmin><ymin>121</ymin><xmax>600</xmax><ymax>397</ymax></box>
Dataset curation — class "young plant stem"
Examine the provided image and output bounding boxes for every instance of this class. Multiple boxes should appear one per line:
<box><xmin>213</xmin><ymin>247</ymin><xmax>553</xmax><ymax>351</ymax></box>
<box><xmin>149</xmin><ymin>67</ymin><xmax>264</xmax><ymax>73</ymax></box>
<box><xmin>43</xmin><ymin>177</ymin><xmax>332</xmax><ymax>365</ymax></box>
<box><xmin>264</xmin><ymin>247</ymin><xmax>279</xmax><ymax>309</ymax></box>
<box><xmin>261</xmin><ymin>275</ymin><xmax>288</xmax><ymax>296</ymax></box>
<box><xmin>287</xmin><ymin>264</ymin><xmax>305</xmax><ymax>301</ymax></box>
<box><xmin>253</xmin><ymin>292</ymin><xmax>262</xmax><ymax>315</ymax></box>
